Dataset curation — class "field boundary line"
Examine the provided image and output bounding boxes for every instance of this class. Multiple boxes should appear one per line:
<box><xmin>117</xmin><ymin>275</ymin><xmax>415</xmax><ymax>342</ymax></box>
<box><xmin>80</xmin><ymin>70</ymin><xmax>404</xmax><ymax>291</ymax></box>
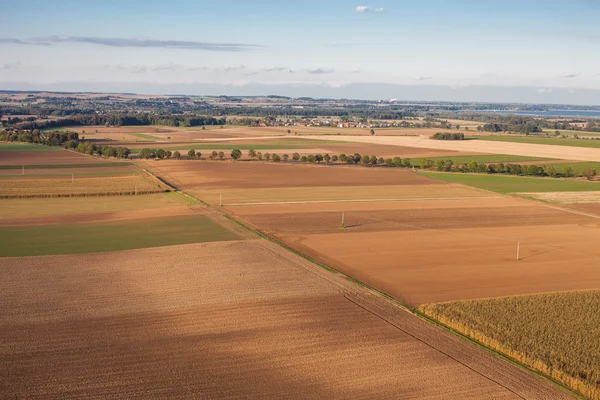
<box><xmin>140</xmin><ymin>167</ymin><xmax>584</xmax><ymax>400</ymax></box>
<box><xmin>224</xmin><ymin>196</ymin><xmax>502</xmax><ymax>206</ymax></box>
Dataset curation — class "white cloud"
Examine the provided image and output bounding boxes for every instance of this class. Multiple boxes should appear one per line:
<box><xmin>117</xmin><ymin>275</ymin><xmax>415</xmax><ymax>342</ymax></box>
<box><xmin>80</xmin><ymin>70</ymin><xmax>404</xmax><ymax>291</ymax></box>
<box><xmin>535</xmin><ymin>88</ymin><xmax>553</xmax><ymax>94</ymax></box>
<box><xmin>356</xmin><ymin>6</ymin><xmax>384</xmax><ymax>13</ymax></box>
<box><xmin>307</xmin><ymin>68</ymin><xmax>335</xmax><ymax>74</ymax></box>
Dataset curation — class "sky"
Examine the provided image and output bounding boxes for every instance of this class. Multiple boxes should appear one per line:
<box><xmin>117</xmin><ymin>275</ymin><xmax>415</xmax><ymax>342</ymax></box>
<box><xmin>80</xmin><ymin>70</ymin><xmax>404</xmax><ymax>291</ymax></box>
<box><xmin>1</xmin><ymin>0</ymin><xmax>600</xmax><ymax>104</ymax></box>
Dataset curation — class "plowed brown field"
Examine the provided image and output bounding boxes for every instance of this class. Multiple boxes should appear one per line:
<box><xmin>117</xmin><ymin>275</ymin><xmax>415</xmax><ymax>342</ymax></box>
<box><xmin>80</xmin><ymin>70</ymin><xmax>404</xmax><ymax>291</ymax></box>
<box><xmin>0</xmin><ymin>241</ymin><xmax>570</xmax><ymax>399</ymax></box>
<box><xmin>1</xmin><ymin>149</ymin><xmax>110</xmax><ymax>165</ymax></box>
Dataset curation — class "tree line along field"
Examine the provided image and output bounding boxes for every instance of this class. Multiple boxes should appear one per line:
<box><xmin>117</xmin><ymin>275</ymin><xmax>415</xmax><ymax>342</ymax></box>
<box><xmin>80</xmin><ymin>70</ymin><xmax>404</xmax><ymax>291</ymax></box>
<box><xmin>419</xmin><ymin>290</ymin><xmax>600</xmax><ymax>400</ymax></box>
<box><xmin>475</xmin><ymin>135</ymin><xmax>600</xmax><ymax>149</ymax></box>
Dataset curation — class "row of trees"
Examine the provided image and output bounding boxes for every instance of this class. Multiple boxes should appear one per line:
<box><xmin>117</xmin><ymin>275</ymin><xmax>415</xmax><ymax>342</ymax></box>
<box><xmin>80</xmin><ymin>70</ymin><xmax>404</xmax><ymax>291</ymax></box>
<box><xmin>0</xmin><ymin>128</ymin><xmax>79</xmax><ymax>146</ymax></box>
<box><xmin>417</xmin><ymin>159</ymin><xmax>597</xmax><ymax>179</ymax></box>
<box><xmin>10</xmin><ymin>113</ymin><xmax>227</xmax><ymax>130</ymax></box>
<box><xmin>431</xmin><ymin>132</ymin><xmax>465</xmax><ymax>140</ymax></box>
<box><xmin>1</xmin><ymin>128</ymin><xmax>131</xmax><ymax>159</ymax></box>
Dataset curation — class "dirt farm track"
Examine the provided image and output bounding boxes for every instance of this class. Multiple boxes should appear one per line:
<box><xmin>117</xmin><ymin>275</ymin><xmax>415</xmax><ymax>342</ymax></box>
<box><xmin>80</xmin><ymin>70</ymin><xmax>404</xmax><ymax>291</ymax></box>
<box><xmin>0</xmin><ymin>240</ymin><xmax>570</xmax><ymax>399</ymax></box>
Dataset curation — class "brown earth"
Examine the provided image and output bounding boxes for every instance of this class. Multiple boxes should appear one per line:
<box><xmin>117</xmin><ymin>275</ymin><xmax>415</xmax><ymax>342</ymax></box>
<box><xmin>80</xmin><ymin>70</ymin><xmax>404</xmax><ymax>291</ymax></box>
<box><xmin>293</xmin><ymin>221</ymin><xmax>600</xmax><ymax>306</ymax></box>
<box><xmin>0</xmin><ymin>149</ymin><xmax>112</xmax><ymax>165</ymax></box>
<box><xmin>143</xmin><ymin>160</ymin><xmax>438</xmax><ymax>190</ymax></box>
<box><xmin>235</xmin><ymin>205</ymin><xmax>591</xmax><ymax>235</ymax></box>
<box><xmin>0</xmin><ymin>240</ymin><xmax>570</xmax><ymax>399</ymax></box>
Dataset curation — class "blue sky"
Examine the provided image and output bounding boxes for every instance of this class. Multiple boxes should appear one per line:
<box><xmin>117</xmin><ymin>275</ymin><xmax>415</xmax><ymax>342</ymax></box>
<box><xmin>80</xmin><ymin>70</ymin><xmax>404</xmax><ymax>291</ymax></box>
<box><xmin>1</xmin><ymin>0</ymin><xmax>600</xmax><ymax>103</ymax></box>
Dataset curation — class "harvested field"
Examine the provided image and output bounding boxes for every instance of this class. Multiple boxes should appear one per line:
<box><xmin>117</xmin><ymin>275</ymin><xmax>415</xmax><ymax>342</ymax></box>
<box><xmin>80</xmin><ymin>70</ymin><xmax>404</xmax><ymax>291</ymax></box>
<box><xmin>0</xmin><ymin>148</ymin><xmax>117</xmax><ymax>165</ymax></box>
<box><xmin>568</xmin><ymin>203</ymin><xmax>600</xmax><ymax>215</ymax></box>
<box><xmin>0</xmin><ymin>174</ymin><xmax>168</xmax><ymax>198</ymax></box>
<box><xmin>0</xmin><ymin>192</ymin><xmax>192</xmax><ymax>219</ymax></box>
<box><xmin>302</xmin><ymin>134</ymin><xmax>600</xmax><ymax>162</ymax></box>
<box><xmin>144</xmin><ymin>160</ymin><xmax>438</xmax><ymax>190</ymax></box>
<box><xmin>420</xmin><ymin>290</ymin><xmax>600</xmax><ymax>400</ymax></box>
<box><xmin>520</xmin><ymin>191</ymin><xmax>600</xmax><ymax>204</ymax></box>
<box><xmin>236</xmin><ymin>205</ymin><xmax>590</xmax><ymax>235</ymax></box>
<box><xmin>0</xmin><ymin>214</ymin><xmax>238</xmax><ymax>256</ymax></box>
<box><xmin>0</xmin><ymin>240</ymin><xmax>570</xmax><ymax>399</ymax></box>
<box><xmin>0</xmin><ymin>165</ymin><xmax>139</xmax><ymax>176</ymax></box>
<box><xmin>295</xmin><ymin>222</ymin><xmax>600</xmax><ymax>305</ymax></box>
<box><xmin>212</xmin><ymin>184</ymin><xmax>491</xmax><ymax>206</ymax></box>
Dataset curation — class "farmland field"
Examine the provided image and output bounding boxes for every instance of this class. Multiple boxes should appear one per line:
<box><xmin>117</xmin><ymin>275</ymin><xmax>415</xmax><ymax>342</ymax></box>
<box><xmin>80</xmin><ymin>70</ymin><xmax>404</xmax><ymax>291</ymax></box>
<box><xmin>144</xmin><ymin>160</ymin><xmax>600</xmax><ymax>308</ymax></box>
<box><xmin>475</xmin><ymin>135</ymin><xmax>600</xmax><ymax>149</ymax></box>
<box><xmin>0</xmin><ymin>174</ymin><xmax>168</xmax><ymax>198</ymax></box>
<box><xmin>0</xmin><ymin>213</ymin><xmax>239</xmax><ymax>256</ymax></box>
<box><xmin>0</xmin><ymin>241</ymin><xmax>570</xmax><ymax>399</ymax></box>
<box><xmin>419</xmin><ymin>172</ymin><xmax>600</xmax><ymax>193</ymax></box>
<box><xmin>420</xmin><ymin>290</ymin><xmax>600</xmax><ymax>400</ymax></box>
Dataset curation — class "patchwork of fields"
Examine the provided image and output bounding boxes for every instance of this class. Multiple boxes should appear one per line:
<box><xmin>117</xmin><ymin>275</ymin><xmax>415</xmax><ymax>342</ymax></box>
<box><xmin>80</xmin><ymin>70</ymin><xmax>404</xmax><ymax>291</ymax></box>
<box><xmin>4</xmin><ymin>125</ymin><xmax>600</xmax><ymax>399</ymax></box>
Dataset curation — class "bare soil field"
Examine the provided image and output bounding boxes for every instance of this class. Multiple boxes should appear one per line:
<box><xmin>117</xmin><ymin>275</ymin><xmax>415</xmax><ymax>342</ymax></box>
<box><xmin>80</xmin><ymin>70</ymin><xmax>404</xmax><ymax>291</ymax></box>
<box><xmin>302</xmin><ymin>134</ymin><xmax>600</xmax><ymax>162</ymax></box>
<box><xmin>144</xmin><ymin>160</ymin><xmax>438</xmax><ymax>190</ymax></box>
<box><xmin>0</xmin><ymin>149</ymin><xmax>110</xmax><ymax>165</ymax></box>
<box><xmin>0</xmin><ymin>174</ymin><xmax>168</xmax><ymax>198</ymax></box>
<box><xmin>235</xmin><ymin>205</ymin><xmax>590</xmax><ymax>235</ymax></box>
<box><xmin>567</xmin><ymin>203</ymin><xmax>600</xmax><ymax>215</ymax></box>
<box><xmin>0</xmin><ymin>240</ymin><xmax>570</xmax><ymax>399</ymax></box>
<box><xmin>295</xmin><ymin>221</ymin><xmax>600</xmax><ymax>306</ymax></box>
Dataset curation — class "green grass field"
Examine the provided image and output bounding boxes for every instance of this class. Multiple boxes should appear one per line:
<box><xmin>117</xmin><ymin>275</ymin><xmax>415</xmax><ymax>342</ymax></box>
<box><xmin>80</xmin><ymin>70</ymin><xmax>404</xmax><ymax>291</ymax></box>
<box><xmin>0</xmin><ymin>143</ymin><xmax>60</xmax><ymax>152</ymax></box>
<box><xmin>417</xmin><ymin>154</ymin><xmax>550</xmax><ymax>165</ymax></box>
<box><xmin>542</xmin><ymin>129</ymin><xmax>600</xmax><ymax>137</ymax></box>
<box><xmin>129</xmin><ymin>133</ymin><xmax>163</xmax><ymax>140</ymax></box>
<box><xmin>0</xmin><ymin>162</ymin><xmax>132</xmax><ymax>169</ymax></box>
<box><xmin>473</xmin><ymin>135</ymin><xmax>600</xmax><ymax>149</ymax></box>
<box><xmin>420</xmin><ymin>171</ymin><xmax>600</xmax><ymax>193</ymax></box>
<box><xmin>0</xmin><ymin>214</ymin><xmax>239</xmax><ymax>257</ymax></box>
<box><xmin>535</xmin><ymin>161</ymin><xmax>600</xmax><ymax>174</ymax></box>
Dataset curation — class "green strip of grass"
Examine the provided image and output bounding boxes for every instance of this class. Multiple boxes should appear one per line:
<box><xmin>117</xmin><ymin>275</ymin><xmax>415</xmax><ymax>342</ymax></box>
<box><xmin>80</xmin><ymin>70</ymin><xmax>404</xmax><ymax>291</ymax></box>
<box><xmin>129</xmin><ymin>133</ymin><xmax>163</xmax><ymax>140</ymax></box>
<box><xmin>0</xmin><ymin>143</ymin><xmax>60</xmax><ymax>152</ymax></box>
<box><xmin>473</xmin><ymin>135</ymin><xmax>600</xmax><ymax>149</ymax></box>
<box><xmin>417</xmin><ymin>154</ymin><xmax>550</xmax><ymax>164</ymax></box>
<box><xmin>420</xmin><ymin>171</ymin><xmax>600</xmax><ymax>193</ymax></box>
<box><xmin>0</xmin><ymin>214</ymin><xmax>239</xmax><ymax>257</ymax></box>
<box><xmin>0</xmin><ymin>162</ymin><xmax>132</xmax><ymax>169</ymax></box>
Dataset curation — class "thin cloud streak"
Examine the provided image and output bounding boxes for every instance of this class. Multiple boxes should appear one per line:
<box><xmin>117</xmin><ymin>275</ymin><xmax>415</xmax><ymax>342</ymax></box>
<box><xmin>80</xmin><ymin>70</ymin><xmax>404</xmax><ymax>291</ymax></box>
<box><xmin>0</xmin><ymin>36</ymin><xmax>264</xmax><ymax>52</ymax></box>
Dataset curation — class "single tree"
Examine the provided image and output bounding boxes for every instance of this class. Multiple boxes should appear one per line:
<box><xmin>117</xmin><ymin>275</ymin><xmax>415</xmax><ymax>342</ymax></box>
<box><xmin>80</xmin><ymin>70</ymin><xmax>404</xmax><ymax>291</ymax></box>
<box><xmin>370</xmin><ymin>129</ymin><xmax>375</xmax><ymax>135</ymax></box>
<box><xmin>547</xmin><ymin>166</ymin><xmax>557</xmax><ymax>178</ymax></box>
<box><xmin>324</xmin><ymin>154</ymin><xmax>331</xmax><ymax>164</ymax></box>
<box><xmin>331</xmin><ymin>155</ymin><xmax>339</xmax><ymax>162</ymax></box>
<box><xmin>165</xmin><ymin>150</ymin><xmax>172</xmax><ymax>159</ymax></box>
<box><xmin>173</xmin><ymin>151</ymin><xmax>181</xmax><ymax>160</ymax></box>
<box><xmin>157</xmin><ymin>149</ymin><xmax>166</xmax><ymax>159</ymax></box>
<box><xmin>257</xmin><ymin>151</ymin><xmax>263</xmax><ymax>161</ymax></box>
<box><xmin>283</xmin><ymin>154</ymin><xmax>289</xmax><ymax>162</ymax></box>
<box><xmin>218</xmin><ymin>151</ymin><xmax>225</xmax><ymax>160</ymax></box>
<box><xmin>361</xmin><ymin>155</ymin><xmax>370</xmax><ymax>166</ymax></box>
<box><xmin>231</xmin><ymin>149</ymin><xmax>242</xmax><ymax>160</ymax></box>
<box><xmin>272</xmin><ymin>154</ymin><xmax>281</xmax><ymax>162</ymax></box>
<box><xmin>339</xmin><ymin>154</ymin><xmax>347</xmax><ymax>163</ymax></box>
<box><xmin>292</xmin><ymin>152</ymin><xmax>300</xmax><ymax>161</ymax></box>
<box><xmin>248</xmin><ymin>149</ymin><xmax>257</xmax><ymax>158</ymax></box>
<box><xmin>300</xmin><ymin>155</ymin><xmax>308</xmax><ymax>162</ymax></box>
<box><xmin>315</xmin><ymin>154</ymin><xmax>324</xmax><ymax>163</ymax></box>
<box><xmin>307</xmin><ymin>154</ymin><xmax>316</xmax><ymax>163</ymax></box>
<box><xmin>264</xmin><ymin>152</ymin><xmax>271</xmax><ymax>161</ymax></box>
<box><xmin>370</xmin><ymin>155</ymin><xmax>377</xmax><ymax>165</ymax></box>
<box><xmin>188</xmin><ymin>149</ymin><xmax>196</xmax><ymax>159</ymax></box>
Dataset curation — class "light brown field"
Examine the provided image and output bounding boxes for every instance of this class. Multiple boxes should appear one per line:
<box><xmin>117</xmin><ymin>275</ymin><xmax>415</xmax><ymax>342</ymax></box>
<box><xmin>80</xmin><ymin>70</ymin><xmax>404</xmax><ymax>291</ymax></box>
<box><xmin>301</xmin><ymin>134</ymin><xmax>600</xmax><ymax>162</ymax></box>
<box><xmin>0</xmin><ymin>174</ymin><xmax>168</xmax><ymax>198</ymax></box>
<box><xmin>0</xmin><ymin>192</ymin><xmax>189</xmax><ymax>219</ymax></box>
<box><xmin>144</xmin><ymin>160</ymin><xmax>600</xmax><ymax>308</ymax></box>
<box><xmin>0</xmin><ymin>165</ymin><xmax>139</xmax><ymax>176</ymax></box>
<box><xmin>0</xmin><ymin>240</ymin><xmax>570</xmax><ymax>399</ymax></box>
<box><xmin>0</xmin><ymin>149</ymin><xmax>112</xmax><ymax>165</ymax></box>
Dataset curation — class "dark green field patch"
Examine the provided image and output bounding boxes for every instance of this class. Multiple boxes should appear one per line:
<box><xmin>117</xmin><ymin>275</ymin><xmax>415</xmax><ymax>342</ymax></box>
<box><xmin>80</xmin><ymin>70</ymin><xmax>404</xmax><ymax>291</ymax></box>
<box><xmin>0</xmin><ymin>143</ymin><xmax>60</xmax><ymax>152</ymax></box>
<box><xmin>420</xmin><ymin>171</ymin><xmax>600</xmax><ymax>193</ymax></box>
<box><xmin>473</xmin><ymin>135</ymin><xmax>600</xmax><ymax>149</ymax></box>
<box><xmin>0</xmin><ymin>214</ymin><xmax>240</xmax><ymax>257</ymax></box>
